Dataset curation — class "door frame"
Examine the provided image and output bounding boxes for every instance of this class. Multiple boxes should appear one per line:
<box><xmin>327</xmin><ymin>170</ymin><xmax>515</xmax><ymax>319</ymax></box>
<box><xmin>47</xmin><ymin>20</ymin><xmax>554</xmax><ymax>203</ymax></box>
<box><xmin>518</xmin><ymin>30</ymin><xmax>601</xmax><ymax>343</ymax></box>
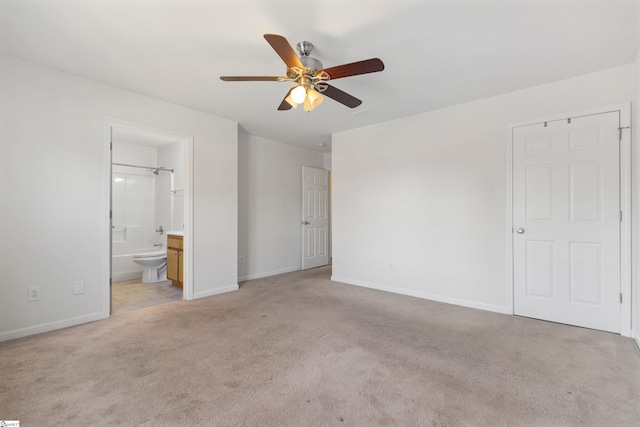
<box><xmin>103</xmin><ymin>116</ymin><xmax>195</xmax><ymax>315</ymax></box>
<box><xmin>505</xmin><ymin>102</ymin><xmax>631</xmax><ymax>337</ymax></box>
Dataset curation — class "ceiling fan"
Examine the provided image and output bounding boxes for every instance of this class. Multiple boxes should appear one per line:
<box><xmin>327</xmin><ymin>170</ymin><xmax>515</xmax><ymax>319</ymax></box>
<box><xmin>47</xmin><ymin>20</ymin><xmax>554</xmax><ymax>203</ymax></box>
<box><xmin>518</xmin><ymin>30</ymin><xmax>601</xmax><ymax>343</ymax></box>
<box><xmin>220</xmin><ymin>34</ymin><xmax>384</xmax><ymax>112</ymax></box>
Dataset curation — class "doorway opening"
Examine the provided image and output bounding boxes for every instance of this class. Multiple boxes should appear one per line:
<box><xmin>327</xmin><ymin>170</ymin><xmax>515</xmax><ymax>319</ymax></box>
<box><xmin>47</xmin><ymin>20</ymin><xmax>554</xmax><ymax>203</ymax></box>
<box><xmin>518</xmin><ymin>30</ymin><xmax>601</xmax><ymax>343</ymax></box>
<box><xmin>105</xmin><ymin>119</ymin><xmax>194</xmax><ymax>315</ymax></box>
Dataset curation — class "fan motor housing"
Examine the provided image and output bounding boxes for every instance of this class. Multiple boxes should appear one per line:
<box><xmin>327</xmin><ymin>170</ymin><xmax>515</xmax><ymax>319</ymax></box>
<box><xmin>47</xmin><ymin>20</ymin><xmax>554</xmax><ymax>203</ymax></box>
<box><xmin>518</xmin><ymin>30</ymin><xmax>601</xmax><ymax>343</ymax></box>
<box><xmin>296</xmin><ymin>41</ymin><xmax>323</xmax><ymax>74</ymax></box>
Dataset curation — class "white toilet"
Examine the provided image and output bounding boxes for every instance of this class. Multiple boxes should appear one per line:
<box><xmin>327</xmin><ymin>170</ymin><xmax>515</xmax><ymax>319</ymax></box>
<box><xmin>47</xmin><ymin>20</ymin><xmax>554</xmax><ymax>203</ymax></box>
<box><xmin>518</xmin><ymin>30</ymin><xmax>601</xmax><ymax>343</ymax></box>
<box><xmin>132</xmin><ymin>250</ymin><xmax>167</xmax><ymax>283</ymax></box>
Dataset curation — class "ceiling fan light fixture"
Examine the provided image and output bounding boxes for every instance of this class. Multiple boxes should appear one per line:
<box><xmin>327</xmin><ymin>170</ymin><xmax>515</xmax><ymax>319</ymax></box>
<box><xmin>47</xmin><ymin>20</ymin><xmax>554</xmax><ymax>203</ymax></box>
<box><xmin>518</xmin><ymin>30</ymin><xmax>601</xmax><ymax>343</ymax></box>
<box><xmin>220</xmin><ymin>34</ymin><xmax>385</xmax><ymax>111</ymax></box>
<box><xmin>307</xmin><ymin>88</ymin><xmax>323</xmax><ymax>109</ymax></box>
<box><xmin>303</xmin><ymin>97</ymin><xmax>313</xmax><ymax>112</ymax></box>
<box><xmin>291</xmin><ymin>85</ymin><xmax>307</xmax><ymax>104</ymax></box>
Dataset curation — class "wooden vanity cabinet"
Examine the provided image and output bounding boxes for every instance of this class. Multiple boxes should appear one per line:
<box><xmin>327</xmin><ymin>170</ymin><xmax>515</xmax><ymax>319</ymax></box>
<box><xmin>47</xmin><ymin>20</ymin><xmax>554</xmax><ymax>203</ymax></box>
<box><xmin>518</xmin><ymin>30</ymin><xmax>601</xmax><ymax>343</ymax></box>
<box><xmin>167</xmin><ymin>234</ymin><xmax>183</xmax><ymax>288</ymax></box>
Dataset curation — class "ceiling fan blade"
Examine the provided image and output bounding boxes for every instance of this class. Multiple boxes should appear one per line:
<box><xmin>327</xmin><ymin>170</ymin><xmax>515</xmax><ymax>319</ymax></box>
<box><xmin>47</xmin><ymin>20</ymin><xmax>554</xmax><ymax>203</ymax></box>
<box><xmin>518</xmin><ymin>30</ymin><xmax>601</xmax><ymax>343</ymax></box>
<box><xmin>278</xmin><ymin>88</ymin><xmax>294</xmax><ymax>110</ymax></box>
<box><xmin>220</xmin><ymin>76</ymin><xmax>281</xmax><ymax>81</ymax></box>
<box><xmin>319</xmin><ymin>58</ymin><xmax>384</xmax><ymax>80</ymax></box>
<box><xmin>321</xmin><ymin>84</ymin><xmax>362</xmax><ymax>108</ymax></box>
<box><xmin>278</xmin><ymin>99</ymin><xmax>293</xmax><ymax>111</ymax></box>
<box><xmin>264</xmin><ymin>34</ymin><xmax>303</xmax><ymax>69</ymax></box>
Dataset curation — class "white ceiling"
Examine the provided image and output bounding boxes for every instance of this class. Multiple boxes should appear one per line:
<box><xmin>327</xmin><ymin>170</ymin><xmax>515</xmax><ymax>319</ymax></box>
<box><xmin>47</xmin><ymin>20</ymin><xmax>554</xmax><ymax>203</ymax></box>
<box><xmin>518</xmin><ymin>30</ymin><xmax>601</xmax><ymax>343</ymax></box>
<box><xmin>1</xmin><ymin>0</ymin><xmax>638</xmax><ymax>152</ymax></box>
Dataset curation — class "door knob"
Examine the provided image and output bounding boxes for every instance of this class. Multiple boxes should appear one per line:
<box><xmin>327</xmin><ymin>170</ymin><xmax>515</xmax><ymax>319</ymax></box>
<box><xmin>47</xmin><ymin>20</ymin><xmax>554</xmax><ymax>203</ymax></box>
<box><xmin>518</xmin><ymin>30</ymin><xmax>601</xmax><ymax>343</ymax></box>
<box><xmin>302</xmin><ymin>221</ymin><xmax>310</xmax><ymax>225</ymax></box>
<box><xmin>516</xmin><ymin>227</ymin><xmax>525</xmax><ymax>234</ymax></box>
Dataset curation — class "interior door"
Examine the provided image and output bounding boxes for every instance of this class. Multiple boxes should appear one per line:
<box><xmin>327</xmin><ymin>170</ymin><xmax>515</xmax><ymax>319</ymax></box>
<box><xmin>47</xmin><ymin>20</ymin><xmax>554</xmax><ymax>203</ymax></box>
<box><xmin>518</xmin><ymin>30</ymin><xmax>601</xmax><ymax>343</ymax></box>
<box><xmin>512</xmin><ymin>111</ymin><xmax>621</xmax><ymax>333</ymax></box>
<box><xmin>302</xmin><ymin>166</ymin><xmax>329</xmax><ymax>270</ymax></box>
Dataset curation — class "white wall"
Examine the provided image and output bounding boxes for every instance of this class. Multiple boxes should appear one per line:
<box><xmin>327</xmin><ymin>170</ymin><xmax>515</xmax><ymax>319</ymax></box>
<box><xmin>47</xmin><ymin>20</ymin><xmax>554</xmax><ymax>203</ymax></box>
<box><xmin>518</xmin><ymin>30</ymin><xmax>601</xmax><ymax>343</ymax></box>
<box><xmin>635</xmin><ymin>48</ymin><xmax>640</xmax><ymax>348</ymax></box>
<box><xmin>238</xmin><ymin>132</ymin><xmax>324</xmax><ymax>280</ymax></box>
<box><xmin>324</xmin><ymin>153</ymin><xmax>332</xmax><ymax>171</ymax></box>
<box><xmin>332</xmin><ymin>64</ymin><xmax>635</xmax><ymax>316</ymax></box>
<box><xmin>0</xmin><ymin>54</ymin><xmax>238</xmax><ymax>341</ymax></box>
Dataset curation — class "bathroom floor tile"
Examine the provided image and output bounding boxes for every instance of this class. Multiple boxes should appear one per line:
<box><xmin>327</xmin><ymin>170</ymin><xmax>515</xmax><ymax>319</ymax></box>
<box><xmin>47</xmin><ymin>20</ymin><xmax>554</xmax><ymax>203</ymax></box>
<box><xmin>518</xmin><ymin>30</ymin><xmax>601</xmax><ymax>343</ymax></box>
<box><xmin>154</xmin><ymin>287</ymin><xmax>182</xmax><ymax>297</ymax></box>
<box><xmin>111</xmin><ymin>300</ymin><xmax>125</xmax><ymax>311</ymax></box>
<box><xmin>112</xmin><ymin>289</ymin><xmax>137</xmax><ymax>298</ymax></box>
<box><xmin>111</xmin><ymin>279</ymin><xmax>182</xmax><ymax>315</ymax></box>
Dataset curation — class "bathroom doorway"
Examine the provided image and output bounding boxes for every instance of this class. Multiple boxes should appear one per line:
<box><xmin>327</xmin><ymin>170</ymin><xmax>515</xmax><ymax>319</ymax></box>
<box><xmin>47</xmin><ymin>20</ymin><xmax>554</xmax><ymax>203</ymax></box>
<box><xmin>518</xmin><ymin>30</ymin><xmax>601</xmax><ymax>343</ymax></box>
<box><xmin>106</xmin><ymin>119</ymin><xmax>193</xmax><ymax>315</ymax></box>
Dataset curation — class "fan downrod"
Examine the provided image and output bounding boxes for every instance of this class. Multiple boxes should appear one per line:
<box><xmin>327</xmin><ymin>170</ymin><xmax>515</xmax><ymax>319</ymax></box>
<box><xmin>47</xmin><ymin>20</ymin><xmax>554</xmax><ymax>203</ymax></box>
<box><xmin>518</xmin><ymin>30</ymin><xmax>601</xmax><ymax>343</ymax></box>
<box><xmin>296</xmin><ymin>41</ymin><xmax>314</xmax><ymax>56</ymax></box>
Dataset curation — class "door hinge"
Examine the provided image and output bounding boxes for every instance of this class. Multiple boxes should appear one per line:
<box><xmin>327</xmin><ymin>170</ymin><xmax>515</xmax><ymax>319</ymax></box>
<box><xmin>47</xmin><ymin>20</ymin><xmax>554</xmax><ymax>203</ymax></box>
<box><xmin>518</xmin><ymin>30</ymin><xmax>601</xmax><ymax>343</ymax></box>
<box><xmin>620</xmin><ymin>293</ymin><xmax>623</xmax><ymax>304</ymax></box>
<box><xmin>109</xmin><ymin>210</ymin><xmax>112</xmax><ymax>219</ymax></box>
<box><xmin>620</xmin><ymin>211</ymin><xmax>622</xmax><ymax>223</ymax></box>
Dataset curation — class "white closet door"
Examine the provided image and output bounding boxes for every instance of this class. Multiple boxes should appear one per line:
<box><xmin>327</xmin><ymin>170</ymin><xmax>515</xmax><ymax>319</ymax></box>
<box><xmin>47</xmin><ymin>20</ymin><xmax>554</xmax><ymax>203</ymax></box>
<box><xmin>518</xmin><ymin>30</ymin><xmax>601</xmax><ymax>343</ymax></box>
<box><xmin>512</xmin><ymin>111</ymin><xmax>620</xmax><ymax>333</ymax></box>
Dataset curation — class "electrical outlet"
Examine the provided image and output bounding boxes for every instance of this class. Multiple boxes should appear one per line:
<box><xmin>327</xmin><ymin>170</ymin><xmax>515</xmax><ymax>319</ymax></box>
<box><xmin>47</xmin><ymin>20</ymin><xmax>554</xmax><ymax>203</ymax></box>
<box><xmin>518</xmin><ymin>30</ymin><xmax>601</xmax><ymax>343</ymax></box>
<box><xmin>239</xmin><ymin>256</ymin><xmax>244</xmax><ymax>264</ymax></box>
<box><xmin>74</xmin><ymin>280</ymin><xmax>85</xmax><ymax>295</ymax></box>
<box><xmin>28</xmin><ymin>286</ymin><xmax>41</xmax><ymax>302</ymax></box>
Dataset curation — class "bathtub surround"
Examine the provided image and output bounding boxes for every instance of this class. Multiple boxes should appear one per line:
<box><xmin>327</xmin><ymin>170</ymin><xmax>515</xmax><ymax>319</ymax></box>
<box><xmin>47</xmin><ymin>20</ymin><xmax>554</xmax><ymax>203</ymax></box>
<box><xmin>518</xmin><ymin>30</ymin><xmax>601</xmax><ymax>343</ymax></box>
<box><xmin>111</xmin><ymin>145</ymin><xmax>163</xmax><ymax>281</ymax></box>
<box><xmin>1</xmin><ymin>267</ymin><xmax>638</xmax><ymax>425</ymax></box>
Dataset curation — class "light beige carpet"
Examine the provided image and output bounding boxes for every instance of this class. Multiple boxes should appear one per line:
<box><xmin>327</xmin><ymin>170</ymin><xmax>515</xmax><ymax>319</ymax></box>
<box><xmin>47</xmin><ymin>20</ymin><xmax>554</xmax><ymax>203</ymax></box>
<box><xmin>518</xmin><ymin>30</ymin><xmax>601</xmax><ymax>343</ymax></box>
<box><xmin>1</xmin><ymin>266</ymin><xmax>639</xmax><ymax>426</ymax></box>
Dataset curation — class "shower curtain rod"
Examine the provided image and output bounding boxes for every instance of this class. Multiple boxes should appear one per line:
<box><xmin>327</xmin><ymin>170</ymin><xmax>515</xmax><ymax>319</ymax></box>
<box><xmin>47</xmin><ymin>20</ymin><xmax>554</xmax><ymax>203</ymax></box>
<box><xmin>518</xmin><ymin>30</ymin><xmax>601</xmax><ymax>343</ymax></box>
<box><xmin>112</xmin><ymin>162</ymin><xmax>174</xmax><ymax>173</ymax></box>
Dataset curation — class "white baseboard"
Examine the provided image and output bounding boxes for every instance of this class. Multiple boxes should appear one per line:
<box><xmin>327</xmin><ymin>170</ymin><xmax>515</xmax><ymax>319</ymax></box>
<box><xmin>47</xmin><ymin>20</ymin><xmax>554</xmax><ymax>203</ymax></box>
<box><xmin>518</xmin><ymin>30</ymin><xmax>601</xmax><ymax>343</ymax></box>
<box><xmin>330</xmin><ymin>276</ymin><xmax>511</xmax><ymax>315</ymax></box>
<box><xmin>193</xmin><ymin>284</ymin><xmax>239</xmax><ymax>300</ymax></box>
<box><xmin>238</xmin><ymin>266</ymin><xmax>301</xmax><ymax>282</ymax></box>
<box><xmin>635</xmin><ymin>333</ymin><xmax>640</xmax><ymax>351</ymax></box>
<box><xmin>0</xmin><ymin>311</ymin><xmax>108</xmax><ymax>343</ymax></box>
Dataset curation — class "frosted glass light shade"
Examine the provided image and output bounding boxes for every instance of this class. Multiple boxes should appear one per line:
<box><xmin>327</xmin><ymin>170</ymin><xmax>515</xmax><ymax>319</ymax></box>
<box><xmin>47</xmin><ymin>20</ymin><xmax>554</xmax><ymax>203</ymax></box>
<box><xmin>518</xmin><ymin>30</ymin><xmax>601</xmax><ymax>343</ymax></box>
<box><xmin>303</xmin><ymin>88</ymin><xmax>324</xmax><ymax>112</ymax></box>
<box><xmin>303</xmin><ymin>98</ymin><xmax>312</xmax><ymax>112</ymax></box>
<box><xmin>307</xmin><ymin>88</ymin><xmax>323</xmax><ymax>108</ymax></box>
<box><xmin>291</xmin><ymin>85</ymin><xmax>307</xmax><ymax>104</ymax></box>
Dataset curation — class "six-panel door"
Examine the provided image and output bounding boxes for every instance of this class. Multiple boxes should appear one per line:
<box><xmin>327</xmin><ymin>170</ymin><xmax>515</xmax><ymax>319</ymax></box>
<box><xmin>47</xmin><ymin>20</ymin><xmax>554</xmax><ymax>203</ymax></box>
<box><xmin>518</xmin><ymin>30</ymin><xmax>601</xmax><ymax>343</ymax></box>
<box><xmin>512</xmin><ymin>111</ymin><xmax>621</xmax><ymax>333</ymax></box>
<box><xmin>302</xmin><ymin>166</ymin><xmax>329</xmax><ymax>270</ymax></box>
